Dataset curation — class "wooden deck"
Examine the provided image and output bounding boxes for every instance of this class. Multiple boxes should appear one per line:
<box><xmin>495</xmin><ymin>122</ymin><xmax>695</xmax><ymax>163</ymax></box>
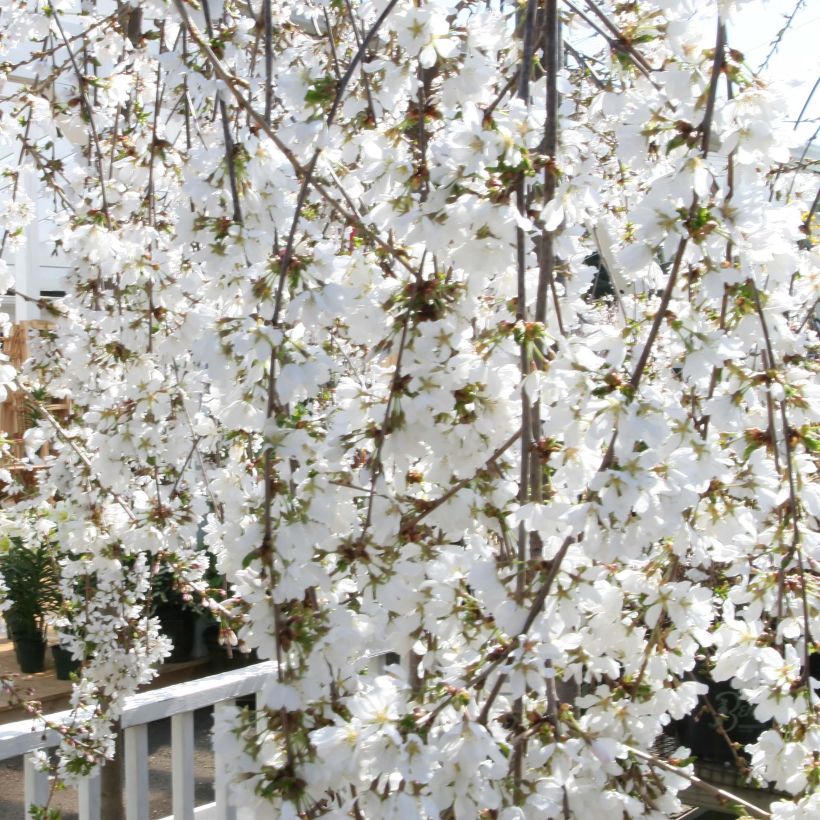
<box><xmin>0</xmin><ymin>639</ymin><xmax>212</xmax><ymax>725</ymax></box>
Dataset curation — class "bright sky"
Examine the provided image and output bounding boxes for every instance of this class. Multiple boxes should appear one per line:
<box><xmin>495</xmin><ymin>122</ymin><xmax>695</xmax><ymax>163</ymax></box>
<box><xmin>729</xmin><ymin>0</ymin><xmax>819</xmax><ymax>146</ymax></box>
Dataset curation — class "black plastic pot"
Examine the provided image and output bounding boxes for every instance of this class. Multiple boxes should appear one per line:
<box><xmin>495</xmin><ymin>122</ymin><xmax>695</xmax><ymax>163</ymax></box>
<box><xmin>678</xmin><ymin>673</ymin><xmax>769</xmax><ymax>764</ymax></box>
<box><xmin>13</xmin><ymin>635</ymin><xmax>46</xmax><ymax>674</ymax></box>
<box><xmin>155</xmin><ymin>604</ymin><xmax>197</xmax><ymax>663</ymax></box>
<box><xmin>203</xmin><ymin>622</ymin><xmax>258</xmax><ymax>671</ymax></box>
<box><xmin>51</xmin><ymin>644</ymin><xmax>81</xmax><ymax>680</ymax></box>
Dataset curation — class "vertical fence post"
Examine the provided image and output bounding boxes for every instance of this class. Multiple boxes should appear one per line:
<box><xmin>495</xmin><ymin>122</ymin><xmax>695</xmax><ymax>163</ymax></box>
<box><xmin>124</xmin><ymin>723</ymin><xmax>150</xmax><ymax>820</ymax></box>
<box><xmin>213</xmin><ymin>701</ymin><xmax>237</xmax><ymax>820</ymax></box>
<box><xmin>23</xmin><ymin>751</ymin><xmax>50</xmax><ymax>812</ymax></box>
<box><xmin>77</xmin><ymin>769</ymin><xmax>101</xmax><ymax>820</ymax></box>
<box><xmin>172</xmin><ymin>710</ymin><xmax>196</xmax><ymax>820</ymax></box>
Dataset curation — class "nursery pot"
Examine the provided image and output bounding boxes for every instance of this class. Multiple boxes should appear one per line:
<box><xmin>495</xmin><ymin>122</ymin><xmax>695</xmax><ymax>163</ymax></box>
<box><xmin>679</xmin><ymin>674</ymin><xmax>769</xmax><ymax>764</ymax></box>
<box><xmin>203</xmin><ymin>622</ymin><xmax>258</xmax><ymax>671</ymax></box>
<box><xmin>51</xmin><ymin>644</ymin><xmax>81</xmax><ymax>681</ymax></box>
<box><xmin>13</xmin><ymin>635</ymin><xmax>46</xmax><ymax>674</ymax></box>
<box><xmin>155</xmin><ymin>604</ymin><xmax>197</xmax><ymax>663</ymax></box>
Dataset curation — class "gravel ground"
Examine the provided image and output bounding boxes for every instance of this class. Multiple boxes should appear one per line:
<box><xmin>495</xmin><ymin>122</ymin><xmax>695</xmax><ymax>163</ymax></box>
<box><xmin>0</xmin><ymin>707</ymin><xmax>216</xmax><ymax>819</ymax></box>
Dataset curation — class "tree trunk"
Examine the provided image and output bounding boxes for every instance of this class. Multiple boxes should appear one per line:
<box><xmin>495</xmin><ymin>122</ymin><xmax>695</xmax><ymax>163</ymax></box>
<box><xmin>100</xmin><ymin>723</ymin><xmax>124</xmax><ymax>819</ymax></box>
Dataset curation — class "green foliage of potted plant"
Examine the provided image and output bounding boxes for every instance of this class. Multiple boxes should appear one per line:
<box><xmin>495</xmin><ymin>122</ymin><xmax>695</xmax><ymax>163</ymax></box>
<box><xmin>0</xmin><ymin>536</ymin><xmax>61</xmax><ymax>673</ymax></box>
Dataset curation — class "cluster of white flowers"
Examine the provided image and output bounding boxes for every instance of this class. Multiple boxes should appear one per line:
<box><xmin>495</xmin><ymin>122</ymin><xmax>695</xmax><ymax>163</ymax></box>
<box><xmin>0</xmin><ymin>0</ymin><xmax>817</xmax><ymax>816</ymax></box>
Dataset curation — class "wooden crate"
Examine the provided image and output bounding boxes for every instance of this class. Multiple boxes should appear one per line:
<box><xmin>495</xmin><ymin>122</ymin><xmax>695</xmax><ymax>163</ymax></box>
<box><xmin>0</xmin><ymin>321</ymin><xmax>70</xmax><ymax>471</ymax></box>
<box><xmin>2</xmin><ymin>320</ymin><xmax>55</xmax><ymax>369</ymax></box>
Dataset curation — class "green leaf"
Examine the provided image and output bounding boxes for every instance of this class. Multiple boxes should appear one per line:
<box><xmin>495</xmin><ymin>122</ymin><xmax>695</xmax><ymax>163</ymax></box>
<box><xmin>801</xmin><ymin>434</ymin><xmax>820</xmax><ymax>453</ymax></box>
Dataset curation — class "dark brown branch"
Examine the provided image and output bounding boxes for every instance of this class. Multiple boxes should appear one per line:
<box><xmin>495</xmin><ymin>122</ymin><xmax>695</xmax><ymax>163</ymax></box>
<box><xmin>401</xmin><ymin>428</ymin><xmax>522</xmax><ymax>533</ymax></box>
<box><xmin>452</xmin><ymin>15</ymin><xmax>731</xmax><ymax>715</ymax></box>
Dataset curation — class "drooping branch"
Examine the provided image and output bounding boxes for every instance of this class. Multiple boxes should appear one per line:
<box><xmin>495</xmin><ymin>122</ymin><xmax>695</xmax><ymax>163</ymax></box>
<box><xmin>757</xmin><ymin>0</ymin><xmax>807</xmax><ymax>74</ymax></box>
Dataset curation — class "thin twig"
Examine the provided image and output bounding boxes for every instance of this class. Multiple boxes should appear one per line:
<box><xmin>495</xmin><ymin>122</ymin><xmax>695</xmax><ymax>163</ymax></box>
<box><xmin>757</xmin><ymin>0</ymin><xmax>807</xmax><ymax>74</ymax></box>
<box><xmin>400</xmin><ymin>429</ymin><xmax>522</xmax><ymax>533</ymax></box>
<box><xmin>622</xmin><ymin>745</ymin><xmax>771</xmax><ymax>819</ymax></box>
<box><xmin>579</xmin><ymin>0</ymin><xmax>655</xmax><ymax>75</ymax></box>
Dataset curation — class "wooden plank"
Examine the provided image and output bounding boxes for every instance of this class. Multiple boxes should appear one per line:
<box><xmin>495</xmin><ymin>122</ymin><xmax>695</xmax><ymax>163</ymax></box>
<box><xmin>172</xmin><ymin>711</ymin><xmax>196</xmax><ymax>820</ymax></box>
<box><xmin>213</xmin><ymin>701</ymin><xmax>237</xmax><ymax>820</ymax></box>
<box><xmin>124</xmin><ymin>724</ymin><xmax>150</xmax><ymax>820</ymax></box>
<box><xmin>0</xmin><ymin>662</ymin><xmax>275</xmax><ymax>759</ymax></box>
<box><xmin>78</xmin><ymin>770</ymin><xmax>101</xmax><ymax>820</ymax></box>
<box><xmin>0</xmin><ymin>397</ymin><xmax>20</xmax><ymax>439</ymax></box>
<box><xmin>0</xmin><ymin>721</ymin><xmax>61</xmax><ymax>761</ymax></box>
<box><xmin>0</xmin><ymin>319</ymin><xmax>70</xmax><ymax>468</ymax></box>
<box><xmin>119</xmin><ymin>661</ymin><xmax>275</xmax><ymax>728</ymax></box>
<box><xmin>23</xmin><ymin>751</ymin><xmax>50</xmax><ymax>810</ymax></box>
<box><xmin>3</xmin><ymin>320</ymin><xmax>54</xmax><ymax>368</ymax></box>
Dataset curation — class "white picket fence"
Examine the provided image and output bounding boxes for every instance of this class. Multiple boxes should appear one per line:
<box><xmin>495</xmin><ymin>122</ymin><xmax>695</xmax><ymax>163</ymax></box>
<box><xmin>0</xmin><ymin>661</ymin><xmax>278</xmax><ymax>820</ymax></box>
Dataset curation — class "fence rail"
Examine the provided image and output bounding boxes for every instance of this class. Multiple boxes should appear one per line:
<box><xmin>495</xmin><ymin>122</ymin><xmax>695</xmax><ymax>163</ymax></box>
<box><xmin>0</xmin><ymin>661</ymin><xmax>278</xmax><ymax>820</ymax></box>
<box><xmin>0</xmin><ymin>655</ymin><xmax>778</xmax><ymax>817</ymax></box>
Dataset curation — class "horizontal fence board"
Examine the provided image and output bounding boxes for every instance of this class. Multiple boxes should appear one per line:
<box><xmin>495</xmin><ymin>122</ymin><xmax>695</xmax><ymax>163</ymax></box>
<box><xmin>0</xmin><ymin>662</ymin><xmax>279</xmax><ymax>819</ymax></box>
<box><xmin>0</xmin><ymin>722</ymin><xmax>63</xmax><ymax>761</ymax></box>
<box><xmin>119</xmin><ymin>661</ymin><xmax>276</xmax><ymax>728</ymax></box>
<box><xmin>0</xmin><ymin>662</ymin><xmax>277</xmax><ymax>760</ymax></box>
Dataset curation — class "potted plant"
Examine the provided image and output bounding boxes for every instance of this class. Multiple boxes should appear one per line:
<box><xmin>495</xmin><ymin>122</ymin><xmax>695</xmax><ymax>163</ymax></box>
<box><xmin>673</xmin><ymin>661</ymin><xmax>771</xmax><ymax>766</ymax></box>
<box><xmin>0</xmin><ymin>537</ymin><xmax>61</xmax><ymax>673</ymax></box>
<box><xmin>150</xmin><ymin>566</ymin><xmax>199</xmax><ymax>663</ymax></box>
<box><xmin>51</xmin><ymin>640</ymin><xmax>81</xmax><ymax>680</ymax></box>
